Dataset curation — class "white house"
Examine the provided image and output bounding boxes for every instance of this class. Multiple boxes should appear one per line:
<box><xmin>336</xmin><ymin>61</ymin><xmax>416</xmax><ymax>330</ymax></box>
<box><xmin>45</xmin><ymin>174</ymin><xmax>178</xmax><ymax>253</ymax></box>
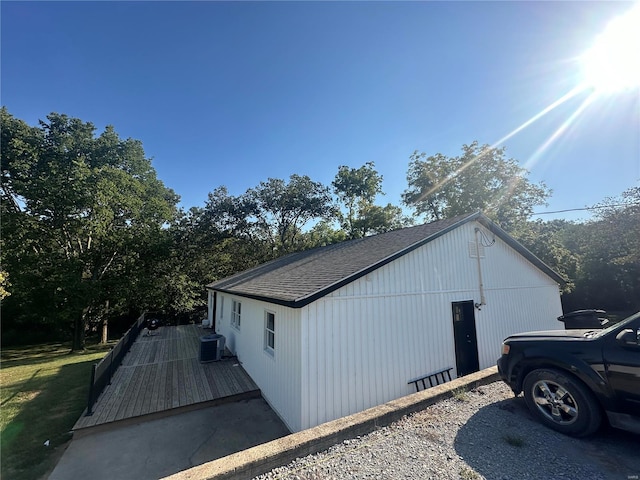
<box><xmin>206</xmin><ymin>212</ymin><xmax>564</xmax><ymax>432</ymax></box>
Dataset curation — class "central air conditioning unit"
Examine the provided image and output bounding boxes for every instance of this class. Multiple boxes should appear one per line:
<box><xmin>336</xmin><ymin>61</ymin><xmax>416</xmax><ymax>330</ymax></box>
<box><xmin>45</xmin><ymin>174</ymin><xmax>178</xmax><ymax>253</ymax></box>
<box><xmin>199</xmin><ymin>334</ymin><xmax>226</xmax><ymax>362</ymax></box>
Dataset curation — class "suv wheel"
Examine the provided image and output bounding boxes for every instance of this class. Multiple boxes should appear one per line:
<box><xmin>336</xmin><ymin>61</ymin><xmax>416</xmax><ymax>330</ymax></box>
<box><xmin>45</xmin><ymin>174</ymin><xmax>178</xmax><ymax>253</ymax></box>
<box><xmin>523</xmin><ymin>369</ymin><xmax>602</xmax><ymax>437</ymax></box>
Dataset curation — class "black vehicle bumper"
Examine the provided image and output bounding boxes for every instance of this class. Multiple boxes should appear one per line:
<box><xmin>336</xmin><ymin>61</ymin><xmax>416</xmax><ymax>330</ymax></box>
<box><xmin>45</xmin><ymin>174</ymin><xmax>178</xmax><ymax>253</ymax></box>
<box><xmin>497</xmin><ymin>355</ymin><xmax>517</xmax><ymax>391</ymax></box>
<box><xmin>497</xmin><ymin>355</ymin><xmax>507</xmax><ymax>380</ymax></box>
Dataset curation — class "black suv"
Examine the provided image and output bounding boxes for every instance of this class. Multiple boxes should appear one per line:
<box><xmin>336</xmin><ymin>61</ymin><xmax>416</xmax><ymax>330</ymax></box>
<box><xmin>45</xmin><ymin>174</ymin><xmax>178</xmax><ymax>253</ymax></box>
<box><xmin>497</xmin><ymin>311</ymin><xmax>640</xmax><ymax>437</ymax></box>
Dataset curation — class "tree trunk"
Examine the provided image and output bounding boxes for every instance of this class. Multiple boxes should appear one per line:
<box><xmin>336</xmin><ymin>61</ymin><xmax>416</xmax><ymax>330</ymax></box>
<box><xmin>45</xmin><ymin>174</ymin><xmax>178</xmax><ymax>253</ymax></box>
<box><xmin>100</xmin><ymin>299</ymin><xmax>109</xmax><ymax>344</ymax></box>
<box><xmin>72</xmin><ymin>307</ymin><xmax>89</xmax><ymax>351</ymax></box>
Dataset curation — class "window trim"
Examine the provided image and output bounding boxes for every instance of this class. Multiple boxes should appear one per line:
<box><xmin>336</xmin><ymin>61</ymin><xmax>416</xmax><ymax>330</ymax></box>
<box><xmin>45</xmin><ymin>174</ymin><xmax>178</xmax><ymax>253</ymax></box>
<box><xmin>264</xmin><ymin>310</ymin><xmax>275</xmax><ymax>355</ymax></box>
<box><xmin>231</xmin><ymin>299</ymin><xmax>241</xmax><ymax>330</ymax></box>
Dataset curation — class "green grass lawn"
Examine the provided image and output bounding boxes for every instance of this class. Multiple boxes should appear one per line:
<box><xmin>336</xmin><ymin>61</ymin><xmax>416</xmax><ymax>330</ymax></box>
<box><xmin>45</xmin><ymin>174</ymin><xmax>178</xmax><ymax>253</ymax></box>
<box><xmin>1</xmin><ymin>341</ymin><xmax>113</xmax><ymax>480</ymax></box>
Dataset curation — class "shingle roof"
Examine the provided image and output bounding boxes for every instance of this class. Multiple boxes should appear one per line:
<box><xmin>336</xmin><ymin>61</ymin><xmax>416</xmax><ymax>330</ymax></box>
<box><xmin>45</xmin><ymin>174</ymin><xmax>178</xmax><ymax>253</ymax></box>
<box><xmin>207</xmin><ymin>212</ymin><xmax>565</xmax><ymax>308</ymax></box>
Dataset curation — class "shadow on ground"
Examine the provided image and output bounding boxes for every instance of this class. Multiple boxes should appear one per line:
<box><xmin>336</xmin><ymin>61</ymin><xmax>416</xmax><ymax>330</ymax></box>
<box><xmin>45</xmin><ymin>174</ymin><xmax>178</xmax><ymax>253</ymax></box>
<box><xmin>454</xmin><ymin>395</ymin><xmax>640</xmax><ymax>480</ymax></box>
<box><xmin>48</xmin><ymin>397</ymin><xmax>290</xmax><ymax>480</ymax></box>
<box><xmin>1</xmin><ymin>358</ymin><xmax>98</xmax><ymax>480</ymax></box>
<box><xmin>1</xmin><ymin>342</ymin><xmax>113</xmax><ymax>369</ymax></box>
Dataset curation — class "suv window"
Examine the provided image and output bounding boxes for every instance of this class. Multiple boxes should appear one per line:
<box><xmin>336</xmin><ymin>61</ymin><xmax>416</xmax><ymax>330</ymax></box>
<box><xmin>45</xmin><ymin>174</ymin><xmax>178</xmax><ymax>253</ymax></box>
<box><xmin>593</xmin><ymin>311</ymin><xmax>640</xmax><ymax>338</ymax></box>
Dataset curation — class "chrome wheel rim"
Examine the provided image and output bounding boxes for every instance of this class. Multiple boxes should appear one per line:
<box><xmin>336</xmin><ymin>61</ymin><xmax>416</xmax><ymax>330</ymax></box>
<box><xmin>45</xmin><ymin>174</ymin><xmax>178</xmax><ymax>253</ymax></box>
<box><xmin>531</xmin><ymin>380</ymin><xmax>579</xmax><ymax>425</ymax></box>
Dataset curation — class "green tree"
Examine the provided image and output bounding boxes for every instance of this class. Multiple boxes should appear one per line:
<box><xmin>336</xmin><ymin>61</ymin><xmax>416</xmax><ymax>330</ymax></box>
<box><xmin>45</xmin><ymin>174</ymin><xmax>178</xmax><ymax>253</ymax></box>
<box><xmin>402</xmin><ymin>141</ymin><xmax>550</xmax><ymax>231</ymax></box>
<box><xmin>0</xmin><ymin>270</ymin><xmax>11</xmax><ymax>301</ymax></box>
<box><xmin>150</xmin><ymin>206</ymin><xmax>268</xmax><ymax>319</ymax></box>
<box><xmin>301</xmin><ymin>220</ymin><xmax>348</xmax><ymax>249</ymax></box>
<box><xmin>197</xmin><ymin>176</ymin><xmax>338</xmax><ymax>281</ymax></box>
<box><xmin>565</xmin><ymin>187</ymin><xmax>640</xmax><ymax>313</ymax></box>
<box><xmin>0</xmin><ymin>109</ymin><xmax>178</xmax><ymax>349</ymax></box>
<box><xmin>512</xmin><ymin>219</ymin><xmax>580</xmax><ymax>292</ymax></box>
<box><xmin>201</xmin><ymin>186</ymin><xmax>276</xmax><ymax>266</ymax></box>
<box><xmin>333</xmin><ymin>162</ymin><xmax>383</xmax><ymax>237</ymax></box>
<box><xmin>333</xmin><ymin>162</ymin><xmax>411</xmax><ymax>238</ymax></box>
<box><xmin>351</xmin><ymin>203</ymin><xmax>410</xmax><ymax>237</ymax></box>
<box><xmin>244</xmin><ymin>175</ymin><xmax>336</xmax><ymax>254</ymax></box>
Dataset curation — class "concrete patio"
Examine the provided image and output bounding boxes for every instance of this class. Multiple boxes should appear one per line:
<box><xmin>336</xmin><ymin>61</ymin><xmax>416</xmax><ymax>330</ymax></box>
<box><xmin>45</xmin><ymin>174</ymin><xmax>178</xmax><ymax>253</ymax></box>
<box><xmin>52</xmin><ymin>397</ymin><xmax>290</xmax><ymax>480</ymax></box>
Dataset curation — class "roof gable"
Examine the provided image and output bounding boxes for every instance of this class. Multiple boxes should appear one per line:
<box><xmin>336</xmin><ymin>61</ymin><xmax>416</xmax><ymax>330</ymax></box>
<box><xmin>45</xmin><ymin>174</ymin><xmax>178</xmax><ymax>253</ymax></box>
<box><xmin>207</xmin><ymin>212</ymin><xmax>565</xmax><ymax>308</ymax></box>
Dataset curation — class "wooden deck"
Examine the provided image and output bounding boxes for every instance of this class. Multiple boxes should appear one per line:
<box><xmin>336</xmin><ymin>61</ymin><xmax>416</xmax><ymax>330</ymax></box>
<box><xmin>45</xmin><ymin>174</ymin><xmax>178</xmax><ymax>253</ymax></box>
<box><xmin>74</xmin><ymin>324</ymin><xmax>259</xmax><ymax>431</ymax></box>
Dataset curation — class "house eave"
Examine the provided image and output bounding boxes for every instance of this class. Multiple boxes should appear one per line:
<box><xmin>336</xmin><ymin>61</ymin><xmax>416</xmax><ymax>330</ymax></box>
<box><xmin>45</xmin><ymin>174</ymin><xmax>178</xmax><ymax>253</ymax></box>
<box><xmin>206</xmin><ymin>286</ymin><xmax>300</xmax><ymax>308</ymax></box>
<box><xmin>207</xmin><ymin>211</ymin><xmax>566</xmax><ymax>308</ymax></box>
<box><xmin>290</xmin><ymin>212</ymin><xmax>484</xmax><ymax>306</ymax></box>
<box><xmin>475</xmin><ymin>216</ymin><xmax>567</xmax><ymax>286</ymax></box>
<box><xmin>208</xmin><ymin>212</ymin><xmax>484</xmax><ymax>308</ymax></box>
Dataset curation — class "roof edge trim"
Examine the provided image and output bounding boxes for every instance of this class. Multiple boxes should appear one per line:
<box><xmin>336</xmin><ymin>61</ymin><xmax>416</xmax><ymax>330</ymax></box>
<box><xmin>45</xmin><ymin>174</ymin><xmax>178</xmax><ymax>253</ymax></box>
<box><xmin>290</xmin><ymin>212</ymin><xmax>482</xmax><ymax>307</ymax></box>
<box><xmin>475</xmin><ymin>216</ymin><xmax>567</xmax><ymax>285</ymax></box>
<box><xmin>206</xmin><ymin>286</ymin><xmax>298</xmax><ymax>308</ymax></box>
<box><xmin>207</xmin><ymin>211</ymin><xmax>566</xmax><ymax>308</ymax></box>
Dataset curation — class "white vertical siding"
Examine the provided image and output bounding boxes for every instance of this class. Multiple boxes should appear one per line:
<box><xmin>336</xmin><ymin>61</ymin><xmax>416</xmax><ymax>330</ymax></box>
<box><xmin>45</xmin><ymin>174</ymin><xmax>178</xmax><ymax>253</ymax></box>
<box><xmin>214</xmin><ymin>294</ymin><xmax>302</xmax><ymax>432</ymax></box>
<box><xmin>299</xmin><ymin>220</ymin><xmax>562</xmax><ymax>430</ymax></box>
<box><xmin>473</xmin><ymin>286</ymin><xmax>561</xmax><ymax>369</ymax></box>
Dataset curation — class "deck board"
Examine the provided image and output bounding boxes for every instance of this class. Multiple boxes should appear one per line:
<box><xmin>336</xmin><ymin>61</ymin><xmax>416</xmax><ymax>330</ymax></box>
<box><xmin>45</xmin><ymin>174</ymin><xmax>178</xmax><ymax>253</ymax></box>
<box><xmin>149</xmin><ymin>362</ymin><xmax>163</xmax><ymax>414</ymax></box>
<box><xmin>172</xmin><ymin>360</ymin><xmax>181</xmax><ymax>408</ymax></box>
<box><xmin>137</xmin><ymin>363</ymin><xmax>156</xmax><ymax>416</ymax></box>
<box><xmin>118</xmin><ymin>364</ymin><xmax>145</xmax><ymax>421</ymax></box>
<box><xmin>98</xmin><ymin>366</ymin><xmax>135</xmax><ymax>425</ymax></box>
<box><xmin>191</xmin><ymin>357</ymin><xmax>209</xmax><ymax>402</ymax></box>
<box><xmin>73</xmin><ymin>324</ymin><xmax>259</xmax><ymax>431</ymax></box>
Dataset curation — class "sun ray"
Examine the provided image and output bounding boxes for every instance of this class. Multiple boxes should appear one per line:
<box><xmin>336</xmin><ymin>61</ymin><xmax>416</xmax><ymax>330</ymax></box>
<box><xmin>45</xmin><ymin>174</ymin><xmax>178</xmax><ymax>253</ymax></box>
<box><xmin>488</xmin><ymin>93</ymin><xmax>598</xmax><ymax>213</ymax></box>
<box><xmin>491</xmin><ymin>85</ymin><xmax>588</xmax><ymax>150</ymax></box>
<box><xmin>414</xmin><ymin>4</ymin><xmax>639</xmax><ymax>210</ymax></box>
<box><xmin>523</xmin><ymin>92</ymin><xmax>598</xmax><ymax>172</ymax></box>
<box><xmin>414</xmin><ymin>85</ymin><xmax>586</xmax><ymax>204</ymax></box>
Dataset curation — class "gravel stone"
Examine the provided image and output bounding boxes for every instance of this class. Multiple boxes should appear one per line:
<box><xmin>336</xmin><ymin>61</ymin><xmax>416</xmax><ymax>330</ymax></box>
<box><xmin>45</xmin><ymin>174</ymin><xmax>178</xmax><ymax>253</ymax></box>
<box><xmin>255</xmin><ymin>382</ymin><xmax>640</xmax><ymax>480</ymax></box>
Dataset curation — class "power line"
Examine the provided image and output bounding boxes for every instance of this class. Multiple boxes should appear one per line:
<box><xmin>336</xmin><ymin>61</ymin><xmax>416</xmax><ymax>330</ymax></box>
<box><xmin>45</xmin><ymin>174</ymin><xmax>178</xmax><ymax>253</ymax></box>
<box><xmin>531</xmin><ymin>203</ymin><xmax>637</xmax><ymax>215</ymax></box>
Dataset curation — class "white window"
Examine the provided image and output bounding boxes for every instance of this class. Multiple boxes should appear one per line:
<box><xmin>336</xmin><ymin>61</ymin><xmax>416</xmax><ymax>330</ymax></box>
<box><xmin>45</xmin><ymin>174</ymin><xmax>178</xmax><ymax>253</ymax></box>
<box><xmin>265</xmin><ymin>311</ymin><xmax>275</xmax><ymax>353</ymax></box>
<box><xmin>231</xmin><ymin>300</ymin><xmax>241</xmax><ymax>330</ymax></box>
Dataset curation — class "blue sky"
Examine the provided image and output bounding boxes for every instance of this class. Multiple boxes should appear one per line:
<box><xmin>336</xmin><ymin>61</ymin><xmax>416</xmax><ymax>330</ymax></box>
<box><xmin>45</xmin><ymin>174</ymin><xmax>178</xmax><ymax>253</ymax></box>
<box><xmin>2</xmin><ymin>1</ymin><xmax>639</xmax><ymax>222</ymax></box>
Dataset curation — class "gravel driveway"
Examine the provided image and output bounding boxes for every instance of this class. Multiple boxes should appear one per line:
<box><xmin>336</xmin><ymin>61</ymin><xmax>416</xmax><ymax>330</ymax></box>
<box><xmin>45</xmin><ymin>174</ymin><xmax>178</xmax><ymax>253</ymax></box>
<box><xmin>256</xmin><ymin>382</ymin><xmax>640</xmax><ymax>480</ymax></box>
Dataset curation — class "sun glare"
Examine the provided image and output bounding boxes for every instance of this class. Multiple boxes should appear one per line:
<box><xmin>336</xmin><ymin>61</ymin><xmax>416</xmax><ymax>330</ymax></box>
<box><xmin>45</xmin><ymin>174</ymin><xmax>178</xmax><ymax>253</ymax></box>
<box><xmin>582</xmin><ymin>4</ymin><xmax>640</xmax><ymax>93</ymax></box>
<box><xmin>406</xmin><ymin>4</ymin><xmax>640</xmax><ymax>208</ymax></box>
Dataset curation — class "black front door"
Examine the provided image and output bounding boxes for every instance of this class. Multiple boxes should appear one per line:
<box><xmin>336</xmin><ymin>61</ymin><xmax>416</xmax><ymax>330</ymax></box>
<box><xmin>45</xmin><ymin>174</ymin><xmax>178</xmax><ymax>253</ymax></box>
<box><xmin>452</xmin><ymin>301</ymin><xmax>480</xmax><ymax>377</ymax></box>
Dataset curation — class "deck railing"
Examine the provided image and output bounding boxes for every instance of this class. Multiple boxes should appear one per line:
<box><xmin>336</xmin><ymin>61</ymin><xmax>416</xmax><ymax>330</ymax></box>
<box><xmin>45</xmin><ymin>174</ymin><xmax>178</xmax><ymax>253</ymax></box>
<box><xmin>86</xmin><ymin>313</ymin><xmax>146</xmax><ymax>416</ymax></box>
